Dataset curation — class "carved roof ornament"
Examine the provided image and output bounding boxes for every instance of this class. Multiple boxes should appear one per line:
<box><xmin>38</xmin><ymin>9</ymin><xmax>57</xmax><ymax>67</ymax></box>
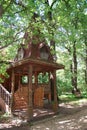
<box><xmin>15</xmin><ymin>42</ymin><xmax>53</xmax><ymax>62</ymax></box>
<box><xmin>18</xmin><ymin>48</ymin><xmax>24</xmax><ymax>60</ymax></box>
<box><xmin>39</xmin><ymin>43</ymin><xmax>49</xmax><ymax>60</ymax></box>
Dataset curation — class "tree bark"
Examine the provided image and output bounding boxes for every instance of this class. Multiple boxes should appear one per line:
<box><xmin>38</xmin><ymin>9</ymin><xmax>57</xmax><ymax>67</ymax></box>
<box><xmin>85</xmin><ymin>43</ymin><xmax>87</xmax><ymax>84</ymax></box>
<box><xmin>45</xmin><ymin>0</ymin><xmax>56</xmax><ymax>61</ymax></box>
<box><xmin>71</xmin><ymin>42</ymin><xmax>81</xmax><ymax>97</ymax></box>
<box><xmin>72</xmin><ymin>42</ymin><xmax>78</xmax><ymax>90</ymax></box>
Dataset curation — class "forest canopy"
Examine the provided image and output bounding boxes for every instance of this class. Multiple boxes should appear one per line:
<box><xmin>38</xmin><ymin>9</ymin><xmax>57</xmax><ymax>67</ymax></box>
<box><xmin>0</xmin><ymin>0</ymin><xmax>87</xmax><ymax>94</ymax></box>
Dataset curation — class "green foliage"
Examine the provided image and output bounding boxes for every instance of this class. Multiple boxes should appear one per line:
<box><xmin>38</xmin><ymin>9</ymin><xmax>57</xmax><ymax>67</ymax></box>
<box><xmin>59</xmin><ymin>92</ymin><xmax>87</xmax><ymax>104</ymax></box>
<box><xmin>56</xmin><ymin>71</ymin><xmax>72</xmax><ymax>96</ymax></box>
<box><xmin>0</xmin><ymin>0</ymin><xmax>86</xmax><ymax>95</ymax></box>
<box><xmin>0</xmin><ymin>63</ymin><xmax>9</xmax><ymax>83</ymax></box>
<box><xmin>38</xmin><ymin>73</ymin><xmax>49</xmax><ymax>84</ymax></box>
<box><xmin>59</xmin><ymin>94</ymin><xmax>77</xmax><ymax>103</ymax></box>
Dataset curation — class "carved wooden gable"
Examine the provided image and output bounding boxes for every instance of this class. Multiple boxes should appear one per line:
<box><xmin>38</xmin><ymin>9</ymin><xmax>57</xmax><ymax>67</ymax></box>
<box><xmin>14</xmin><ymin>43</ymin><xmax>53</xmax><ymax>62</ymax></box>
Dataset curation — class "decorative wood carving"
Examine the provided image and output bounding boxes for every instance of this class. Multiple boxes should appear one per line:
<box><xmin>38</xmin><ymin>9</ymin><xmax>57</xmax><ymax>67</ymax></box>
<box><xmin>14</xmin><ymin>43</ymin><xmax>54</xmax><ymax>62</ymax></box>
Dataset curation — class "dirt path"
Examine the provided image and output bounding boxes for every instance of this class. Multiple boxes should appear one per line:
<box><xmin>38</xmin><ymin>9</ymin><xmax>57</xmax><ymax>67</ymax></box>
<box><xmin>1</xmin><ymin>99</ymin><xmax>87</xmax><ymax>130</ymax></box>
<box><xmin>31</xmin><ymin>99</ymin><xmax>87</xmax><ymax>130</ymax></box>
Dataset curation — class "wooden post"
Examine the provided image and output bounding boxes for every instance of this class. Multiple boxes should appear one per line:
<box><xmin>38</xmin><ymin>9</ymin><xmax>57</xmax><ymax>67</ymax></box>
<box><xmin>48</xmin><ymin>72</ymin><xmax>51</xmax><ymax>103</ymax></box>
<box><xmin>51</xmin><ymin>71</ymin><xmax>58</xmax><ymax>112</ymax></box>
<box><xmin>27</xmin><ymin>65</ymin><xmax>33</xmax><ymax>121</ymax></box>
<box><xmin>10</xmin><ymin>69</ymin><xmax>15</xmax><ymax>114</ymax></box>
<box><xmin>50</xmin><ymin>72</ymin><xmax>54</xmax><ymax>102</ymax></box>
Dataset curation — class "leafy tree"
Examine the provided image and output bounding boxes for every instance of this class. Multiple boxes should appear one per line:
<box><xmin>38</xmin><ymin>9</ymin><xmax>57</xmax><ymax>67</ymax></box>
<box><xmin>0</xmin><ymin>0</ymin><xmax>86</xmax><ymax>96</ymax></box>
<box><xmin>55</xmin><ymin>0</ymin><xmax>87</xmax><ymax>94</ymax></box>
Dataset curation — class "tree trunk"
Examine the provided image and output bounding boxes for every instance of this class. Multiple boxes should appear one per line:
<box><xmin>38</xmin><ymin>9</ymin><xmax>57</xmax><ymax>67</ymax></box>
<box><xmin>71</xmin><ymin>42</ymin><xmax>81</xmax><ymax>97</ymax></box>
<box><xmin>50</xmin><ymin>40</ymin><xmax>56</xmax><ymax>61</ymax></box>
<box><xmin>85</xmin><ymin>43</ymin><xmax>87</xmax><ymax>84</ymax></box>
<box><xmin>73</xmin><ymin>42</ymin><xmax>78</xmax><ymax>90</ymax></box>
<box><xmin>70</xmin><ymin>63</ymin><xmax>74</xmax><ymax>87</ymax></box>
<box><xmin>45</xmin><ymin>0</ymin><xmax>56</xmax><ymax>61</ymax></box>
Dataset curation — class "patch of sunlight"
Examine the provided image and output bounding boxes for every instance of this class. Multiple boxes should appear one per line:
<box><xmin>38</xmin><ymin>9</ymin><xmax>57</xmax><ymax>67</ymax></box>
<box><xmin>60</xmin><ymin>95</ymin><xmax>68</xmax><ymax>98</ymax></box>
<box><xmin>70</xmin><ymin>99</ymin><xmax>87</xmax><ymax>107</ymax></box>
<box><xmin>59</xmin><ymin>126</ymin><xmax>65</xmax><ymax>129</ymax></box>
<box><xmin>36</xmin><ymin>126</ymin><xmax>41</xmax><ymax>129</ymax></box>
<box><xmin>58</xmin><ymin>118</ymin><xmax>82</xmax><ymax>130</ymax></box>
<box><xmin>79</xmin><ymin>116</ymin><xmax>85</xmax><ymax>122</ymax></box>
<box><xmin>85</xmin><ymin>116</ymin><xmax>87</xmax><ymax>118</ymax></box>
<box><xmin>78</xmin><ymin>99</ymin><xmax>87</xmax><ymax>104</ymax></box>
<box><xmin>59</xmin><ymin>103</ymin><xmax>74</xmax><ymax>108</ymax></box>
<box><xmin>69</xmin><ymin>125</ymin><xmax>81</xmax><ymax>130</ymax></box>
<box><xmin>37</xmin><ymin>109</ymin><xmax>47</xmax><ymax>114</ymax></box>
<box><xmin>66</xmin><ymin>104</ymin><xmax>74</xmax><ymax>108</ymax></box>
<box><xmin>59</xmin><ymin>119</ymin><xmax>71</xmax><ymax>124</ymax></box>
<box><xmin>79</xmin><ymin>115</ymin><xmax>87</xmax><ymax>123</ymax></box>
<box><xmin>33</xmin><ymin>112</ymin><xmax>37</xmax><ymax>117</ymax></box>
<box><xmin>83</xmin><ymin>119</ymin><xmax>87</xmax><ymax>123</ymax></box>
<box><xmin>46</xmin><ymin>128</ymin><xmax>50</xmax><ymax>130</ymax></box>
<box><xmin>67</xmin><ymin>98</ymin><xmax>87</xmax><ymax>107</ymax></box>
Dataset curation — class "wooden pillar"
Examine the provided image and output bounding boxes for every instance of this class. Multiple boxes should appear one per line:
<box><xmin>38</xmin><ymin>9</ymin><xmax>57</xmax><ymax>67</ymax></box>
<box><xmin>27</xmin><ymin>65</ymin><xmax>33</xmax><ymax>121</ymax></box>
<box><xmin>48</xmin><ymin>72</ymin><xmax>51</xmax><ymax>102</ymax></box>
<box><xmin>50</xmin><ymin>72</ymin><xmax>54</xmax><ymax>102</ymax></box>
<box><xmin>51</xmin><ymin>70</ymin><xmax>58</xmax><ymax>112</ymax></box>
<box><xmin>10</xmin><ymin>69</ymin><xmax>15</xmax><ymax>114</ymax></box>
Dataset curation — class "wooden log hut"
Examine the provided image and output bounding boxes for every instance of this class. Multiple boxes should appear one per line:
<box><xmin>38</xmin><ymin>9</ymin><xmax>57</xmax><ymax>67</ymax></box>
<box><xmin>0</xmin><ymin>42</ymin><xmax>64</xmax><ymax>120</ymax></box>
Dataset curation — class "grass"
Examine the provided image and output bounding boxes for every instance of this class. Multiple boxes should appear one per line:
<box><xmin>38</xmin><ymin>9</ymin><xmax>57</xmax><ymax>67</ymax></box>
<box><xmin>0</xmin><ymin>112</ymin><xmax>11</xmax><ymax>123</ymax></box>
<box><xmin>59</xmin><ymin>92</ymin><xmax>87</xmax><ymax>103</ymax></box>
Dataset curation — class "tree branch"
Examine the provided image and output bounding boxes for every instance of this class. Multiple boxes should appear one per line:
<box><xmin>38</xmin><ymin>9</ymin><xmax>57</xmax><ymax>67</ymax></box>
<box><xmin>50</xmin><ymin>0</ymin><xmax>57</xmax><ymax>9</ymax></box>
<box><xmin>0</xmin><ymin>38</ymin><xmax>20</xmax><ymax>50</ymax></box>
<box><xmin>0</xmin><ymin>0</ymin><xmax>13</xmax><ymax>17</ymax></box>
<box><xmin>0</xmin><ymin>60</ymin><xmax>12</xmax><ymax>65</ymax></box>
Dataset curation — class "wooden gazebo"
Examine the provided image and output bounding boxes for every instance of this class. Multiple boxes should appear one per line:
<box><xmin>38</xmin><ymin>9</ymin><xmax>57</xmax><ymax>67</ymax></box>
<box><xmin>1</xmin><ymin>42</ymin><xmax>64</xmax><ymax>120</ymax></box>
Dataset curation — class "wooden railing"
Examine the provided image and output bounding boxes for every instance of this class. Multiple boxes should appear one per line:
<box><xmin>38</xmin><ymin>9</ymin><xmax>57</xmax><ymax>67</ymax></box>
<box><xmin>0</xmin><ymin>84</ymin><xmax>11</xmax><ymax>107</ymax></box>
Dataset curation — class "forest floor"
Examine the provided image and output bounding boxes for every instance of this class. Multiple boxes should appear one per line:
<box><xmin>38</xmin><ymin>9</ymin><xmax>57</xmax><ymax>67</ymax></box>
<box><xmin>30</xmin><ymin>98</ymin><xmax>87</xmax><ymax>130</ymax></box>
<box><xmin>1</xmin><ymin>97</ymin><xmax>87</xmax><ymax>130</ymax></box>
